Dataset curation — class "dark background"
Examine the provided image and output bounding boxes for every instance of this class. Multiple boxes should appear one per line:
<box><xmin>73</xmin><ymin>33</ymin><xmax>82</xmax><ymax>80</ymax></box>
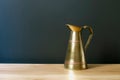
<box><xmin>0</xmin><ymin>0</ymin><xmax>120</xmax><ymax>63</ymax></box>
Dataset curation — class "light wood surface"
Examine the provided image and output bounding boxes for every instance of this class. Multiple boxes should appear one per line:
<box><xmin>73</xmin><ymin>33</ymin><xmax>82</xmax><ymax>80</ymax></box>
<box><xmin>0</xmin><ymin>64</ymin><xmax>119</xmax><ymax>80</ymax></box>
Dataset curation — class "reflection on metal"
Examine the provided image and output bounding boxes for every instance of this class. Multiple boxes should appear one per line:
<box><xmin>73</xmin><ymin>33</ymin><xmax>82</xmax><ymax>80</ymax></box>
<box><xmin>64</xmin><ymin>24</ymin><xmax>93</xmax><ymax>70</ymax></box>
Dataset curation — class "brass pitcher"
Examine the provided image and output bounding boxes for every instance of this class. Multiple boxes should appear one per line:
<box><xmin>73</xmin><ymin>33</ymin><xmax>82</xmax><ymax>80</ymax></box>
<box><xmin>64</xmin><ymin>24</ymin><xmax>93</xmax><ymax>70</ymax></box>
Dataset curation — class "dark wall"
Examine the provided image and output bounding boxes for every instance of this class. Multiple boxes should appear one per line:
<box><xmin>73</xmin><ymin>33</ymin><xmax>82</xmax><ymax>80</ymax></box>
<box><xmin>0</xmin><ymin>0</ymin><xmax>120</xmax><ymax>63</ymax></box>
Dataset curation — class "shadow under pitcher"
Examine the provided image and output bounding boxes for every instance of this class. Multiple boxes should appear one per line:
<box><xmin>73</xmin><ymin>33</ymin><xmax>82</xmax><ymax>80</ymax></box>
<box><xmin>64</xmin><ymin>24</ymin><xmax>93</xmax><ymax>70</ymax></box>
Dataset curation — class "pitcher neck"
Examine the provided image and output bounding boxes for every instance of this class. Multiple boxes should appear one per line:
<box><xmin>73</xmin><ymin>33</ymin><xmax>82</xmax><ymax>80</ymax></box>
<box><xmin>69</xmin><ymin>31</ymin><xmax>81</xmax><ymax>42</ymax></box>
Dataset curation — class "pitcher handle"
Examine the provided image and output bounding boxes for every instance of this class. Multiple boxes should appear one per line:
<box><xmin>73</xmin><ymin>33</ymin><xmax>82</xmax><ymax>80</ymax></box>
<box><xmin>82</xmin><ymin>25</ymin><xmax>93</xmax><ymax>51</ymax></box>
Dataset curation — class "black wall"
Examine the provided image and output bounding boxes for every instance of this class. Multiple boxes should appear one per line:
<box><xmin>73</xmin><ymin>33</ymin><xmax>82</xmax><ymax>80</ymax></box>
<box><xmin>0</xmin><ymin>0</ymin><xmax>120</xmax><ymax>63</ymax></box>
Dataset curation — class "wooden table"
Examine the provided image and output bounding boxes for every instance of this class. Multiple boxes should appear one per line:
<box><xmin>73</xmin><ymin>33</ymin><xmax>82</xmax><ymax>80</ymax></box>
<box><xmin>0</xmin><ymin>64</ymin><xmax>119</xmax><ymax>80</ymax></box>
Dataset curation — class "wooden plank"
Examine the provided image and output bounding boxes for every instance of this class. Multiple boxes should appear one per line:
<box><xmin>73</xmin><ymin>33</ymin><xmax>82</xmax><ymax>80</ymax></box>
<box><xmin>0</xmin><ymin>64</ymin><xmax>119</xmax><ymax>80</ymax></box>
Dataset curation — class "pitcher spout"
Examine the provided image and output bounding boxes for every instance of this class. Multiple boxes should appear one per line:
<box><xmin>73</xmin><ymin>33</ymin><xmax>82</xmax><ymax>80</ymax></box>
<box><xmin>66</xmin><ymin>24</ymin><xmax>81</xmax><ymax>32</ymax></box>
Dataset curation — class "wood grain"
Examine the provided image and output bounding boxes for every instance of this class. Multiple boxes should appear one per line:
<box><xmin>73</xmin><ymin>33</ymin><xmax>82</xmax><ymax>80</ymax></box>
<box><xmin>0</xmin><ymin>64</ymin><xmax>119</xmax><ymax>80</ymax></box>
